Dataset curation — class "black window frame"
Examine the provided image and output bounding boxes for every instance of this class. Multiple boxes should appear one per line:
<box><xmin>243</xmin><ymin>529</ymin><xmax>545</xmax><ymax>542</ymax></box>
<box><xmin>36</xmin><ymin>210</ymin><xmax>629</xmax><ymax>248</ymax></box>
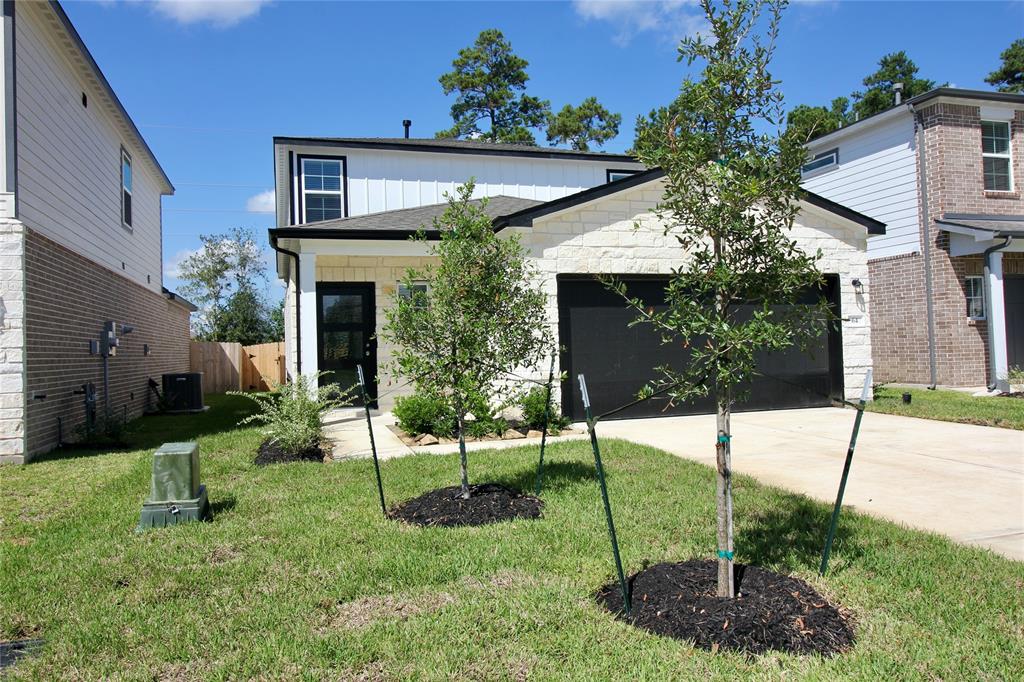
<box><xmin>296</xmin><ymin>154</ymin><xmax>348</xmax><ymax>224</ymax></box>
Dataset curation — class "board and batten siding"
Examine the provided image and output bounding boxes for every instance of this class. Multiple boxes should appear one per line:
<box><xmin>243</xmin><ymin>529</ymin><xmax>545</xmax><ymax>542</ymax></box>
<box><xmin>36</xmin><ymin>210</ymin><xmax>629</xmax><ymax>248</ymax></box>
<box><xmin>13</xmin><ymin>2</ymin><xmax>164</xmax><ymax>294</ymax></box>
<box><xmin>275</xmin><ymin>143</ymin><xmax>643</xmax><ymax>226</ymax></box>
<box><xmin>802</xmin><ymin>115</ymin><xmax>920</xmax><ymax>260</ymax></box>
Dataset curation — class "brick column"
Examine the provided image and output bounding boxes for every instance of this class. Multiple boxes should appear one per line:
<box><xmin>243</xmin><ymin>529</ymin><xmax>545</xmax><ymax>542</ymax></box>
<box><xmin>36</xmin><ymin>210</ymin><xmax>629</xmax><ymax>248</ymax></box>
<box><xmin>0</xmin><ymin>217</ymin><xmax>26</xmax><ymax>463</ymax></box>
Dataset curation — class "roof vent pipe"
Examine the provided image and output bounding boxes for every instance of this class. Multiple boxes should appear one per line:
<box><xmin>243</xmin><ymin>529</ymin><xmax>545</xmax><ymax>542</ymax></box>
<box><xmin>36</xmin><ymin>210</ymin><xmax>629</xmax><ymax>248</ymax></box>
<box><xmin>402</xmin><ymin>120</ymin><xmax>411</xmax><ymax>138</ymax></box>
<box><xmin>893</xmin><ymin>82</ymin><xmax>904</xmax><ymax>106</ymax></box>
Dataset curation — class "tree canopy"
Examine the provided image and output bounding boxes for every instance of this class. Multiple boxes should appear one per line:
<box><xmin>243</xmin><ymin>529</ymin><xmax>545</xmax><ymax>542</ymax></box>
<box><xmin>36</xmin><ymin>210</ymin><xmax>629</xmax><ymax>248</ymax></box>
<box><xmin>785</xmin><ymin>97</ymin><xmax>853</xmax><ymax>144</ymax></box>
<box><xmin>546</xmin><ymin>97</ymin><xmax>622</xmax><ymax>151</ymax></box>
<box><xmin>986</xmin><ymin>38</ymin><xmax>1024</xmax><ymax>94</ymax></box>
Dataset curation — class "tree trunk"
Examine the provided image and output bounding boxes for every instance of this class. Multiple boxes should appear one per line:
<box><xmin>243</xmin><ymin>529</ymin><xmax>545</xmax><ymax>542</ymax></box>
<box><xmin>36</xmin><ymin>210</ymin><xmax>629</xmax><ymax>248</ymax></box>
<box><xmin>457</xmin><ymin>412</ymin><xmax>470</xmax><ymax>499</ymax></box>
<box><xmin>715</xmin><ymin>391</ymin><xmax>735</xmax><ymax>598</ymax></box>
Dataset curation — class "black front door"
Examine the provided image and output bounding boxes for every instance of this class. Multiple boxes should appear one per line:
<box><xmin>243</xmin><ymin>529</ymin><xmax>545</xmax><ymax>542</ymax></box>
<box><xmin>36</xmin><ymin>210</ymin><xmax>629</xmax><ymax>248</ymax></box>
<box><xmin>317</xmin><ymin>283</ymin><xmax>376</xmax><ymax>404</ymax></box>
<box><xmin>1005</xmin><ymin>275</ymin><xmax>1024</xmax><ymax>371</ymax></box>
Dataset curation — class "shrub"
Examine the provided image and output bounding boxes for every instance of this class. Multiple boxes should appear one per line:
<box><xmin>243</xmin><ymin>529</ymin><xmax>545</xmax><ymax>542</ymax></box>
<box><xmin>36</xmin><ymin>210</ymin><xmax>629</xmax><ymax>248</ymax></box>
<box><xmin>394</xmin><ymin>392</ymin><xmax>456</xmax><ymax>438</ymax></box>
<box><xmin>519</xmin><ymin>386</ymin><xmax>570</xmax><ymax>431</ymax></box>
<box><xmin>232</xmin><ymin>373</ymin><xmax>354</xmax><ymax>454</ymax></box>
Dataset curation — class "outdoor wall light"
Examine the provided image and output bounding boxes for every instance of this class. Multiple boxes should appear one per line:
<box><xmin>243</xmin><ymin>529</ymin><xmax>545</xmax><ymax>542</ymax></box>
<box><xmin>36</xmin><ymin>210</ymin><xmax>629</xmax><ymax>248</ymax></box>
<box><xmin>851</xmin><ymin>278</ymin><xmax>863</xmax><ymax>289</ymax></box>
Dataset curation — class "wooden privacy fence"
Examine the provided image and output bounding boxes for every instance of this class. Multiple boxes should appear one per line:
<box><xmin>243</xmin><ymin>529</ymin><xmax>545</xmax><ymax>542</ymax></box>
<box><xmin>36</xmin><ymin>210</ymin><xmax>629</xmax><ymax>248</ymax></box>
<box><xmin>189</xmin><ymin>341</ymin><xmax>285</xmax><ymax>393</ymax></box>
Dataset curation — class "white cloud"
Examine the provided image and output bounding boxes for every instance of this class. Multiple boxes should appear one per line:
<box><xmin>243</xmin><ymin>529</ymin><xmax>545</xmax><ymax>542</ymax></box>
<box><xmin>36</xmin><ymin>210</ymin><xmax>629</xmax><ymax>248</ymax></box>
<box><xmin>573</xmin><ymin>0</ymin><xmax>707</xmax><ymax>47</ymax></box>
<box><xmin>149</xmin><ymin>0</ymin><xmax>271</xmax><ymax>28</ymax></box>
<box><xmin>164</xmin><ymin>247</ymin><xmax>198</xmax><ymax>279</ymax></box>
<box><xmin>246</xmin><ymin>189</ymin><xmax>276</xmax><ymax>214</ymax></box>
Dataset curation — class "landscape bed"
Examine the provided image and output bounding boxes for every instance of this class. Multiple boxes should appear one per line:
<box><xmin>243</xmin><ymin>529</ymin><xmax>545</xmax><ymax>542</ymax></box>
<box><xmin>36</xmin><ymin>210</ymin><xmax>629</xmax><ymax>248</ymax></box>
<box><xmin>1</xmin><ymin>395</ymin><xmax>1022</xmax><ymax>679</ymax></box>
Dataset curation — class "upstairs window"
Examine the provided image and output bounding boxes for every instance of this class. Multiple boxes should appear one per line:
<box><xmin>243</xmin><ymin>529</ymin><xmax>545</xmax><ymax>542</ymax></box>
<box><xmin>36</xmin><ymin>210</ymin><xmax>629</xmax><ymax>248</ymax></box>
<box><xmin>982</xmin><ymin>121</ymin><xmax>1013</xmax><ymax>191</ymax></box>
<box><xmin>965</xmin><ymin>275</ymin><xmax>985</xmax><ymax>320</ymax></box>
<box><xmin>121</xmin><ymin>149</ymin><xmax>132</xmax><ymax>228</ymax></box>
<box><xmin>301</xmin><ymin>157</ymin><xmax>344</xmax><ymax>222</ymax></box>
<box><xmin>607</xmin><ymin>169</ymin><xmax>639</xmax><ymax>183</ymax></box>
<box><xmin>801</xmin><ymin>148</ymin><xmax>838</xmax><ymax>175</ymax></box>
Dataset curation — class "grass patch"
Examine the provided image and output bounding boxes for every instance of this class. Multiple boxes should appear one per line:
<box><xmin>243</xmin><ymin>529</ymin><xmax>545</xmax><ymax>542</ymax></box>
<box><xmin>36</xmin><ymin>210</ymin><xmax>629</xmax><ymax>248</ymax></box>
<box><xmin>867</xmin><ymin>385</ymin><xmax>1024</xmax><ymax>430</ymax></box>
<box><xmin>2</xmin><ymin>395</ymin><xmax>1022</xmax><ymax>678</ymax></box>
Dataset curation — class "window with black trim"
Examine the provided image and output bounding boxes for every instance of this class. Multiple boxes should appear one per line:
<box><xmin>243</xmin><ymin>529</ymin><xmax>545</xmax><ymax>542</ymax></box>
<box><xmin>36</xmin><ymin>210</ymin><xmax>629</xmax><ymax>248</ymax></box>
<box><xmin>801</xmin><ymin>148</ymin><xmax>838</xmax><ymax>175</ymax></box>
<box><xmin>398</xmin><ymin>281</ymin><xmax>428</xmax><ymax>308</ymax></box>
<box><xmin>121</xmin><ymin>149</ymin><xmax>132</xmax><ymax>228</ymax></box>
<box><xmin>606</xmin><ymin>169</ymin><xmax>639</xmax><ymax>183</ymax></box>
<box><xmin>982</xmin><ymin>120</ymin><xmax>1013</xmax><ymax>191</ymax></box>
<box><xmin>301</xmin><ymin>157</ymin><xmax>344</xmax><ymax>222</ymax></box>
<box><xmin>965</xmin><ymin>275</ymin><xmax>985</xmax><ymax>320</ymax></box>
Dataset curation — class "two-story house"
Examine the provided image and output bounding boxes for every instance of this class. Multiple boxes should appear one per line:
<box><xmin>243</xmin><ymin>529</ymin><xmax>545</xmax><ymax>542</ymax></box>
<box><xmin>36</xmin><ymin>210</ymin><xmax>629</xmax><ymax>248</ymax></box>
<box><xmin>802</xmin><ymin>88</ymin><xmax>1024</xmax><ymax>392</ymax></box>
<box><xmin>0</xmin><ymin>1</ymin><xmax>192</xmax><ymax>463</ymax></box>
<box><xmin>270</xmin><ymin>135</ymin><xmax>884</xmax><ymax>420</ymax></box>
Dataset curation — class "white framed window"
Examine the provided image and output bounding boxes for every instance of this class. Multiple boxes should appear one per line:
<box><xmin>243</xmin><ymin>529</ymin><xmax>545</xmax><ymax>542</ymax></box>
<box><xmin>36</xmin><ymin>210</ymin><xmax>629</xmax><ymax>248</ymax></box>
<box><xmin>606</xmin><ymin>169</ymin><xmax>639</xmax><ymax>183</ymax></box>
<box><xmin>300</xmin><ymin>157</ymin><xmax>344</xmax><ymax>222</ymax></box>
<box><xmin>965</xmin><ymin>275</ymin><xmax>985</xmax><ymax>320</ymax></box>
<box><xmin>398</xmin><ymin>281</ymin><xmax>428</xmax><ymax>307</ymax></box>
<box><xmin>981</xmin><ymin>120</ymin><xmax>1013</xmax><ymax>191</ymax></box>
<box><xmin>120</xmin><ymin>148</ymin><xmax>132</xmax><ymax>228</ymax></box>
<box><xmin>801</xmin><ymin>148</ymin><xmax>838</xmax><ymax>175</ymax></box>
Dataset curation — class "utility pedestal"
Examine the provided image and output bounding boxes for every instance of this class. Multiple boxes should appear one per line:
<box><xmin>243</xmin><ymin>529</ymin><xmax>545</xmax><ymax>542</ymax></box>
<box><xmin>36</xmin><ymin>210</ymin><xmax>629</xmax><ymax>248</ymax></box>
<box><xmin>137</xmin><ymin>442</ymin><xmax>209</xmax><ymax>531</ymax></box>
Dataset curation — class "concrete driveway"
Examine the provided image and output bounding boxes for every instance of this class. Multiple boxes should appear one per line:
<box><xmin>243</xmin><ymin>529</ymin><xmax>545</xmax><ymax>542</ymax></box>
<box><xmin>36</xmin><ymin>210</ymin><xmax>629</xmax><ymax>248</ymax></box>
<box><xmin>595</xmin><ymin>408</ymin><xmax>1024</xmax><ymax>561</ymax></box>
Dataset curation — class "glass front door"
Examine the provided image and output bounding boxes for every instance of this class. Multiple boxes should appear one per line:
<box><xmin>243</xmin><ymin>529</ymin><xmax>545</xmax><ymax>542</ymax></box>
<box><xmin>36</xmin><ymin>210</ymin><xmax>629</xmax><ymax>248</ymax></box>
<box><xmin>317</xmin><ymin>283</ymin><xmax>376</xmax><ymax>405</ymax></box>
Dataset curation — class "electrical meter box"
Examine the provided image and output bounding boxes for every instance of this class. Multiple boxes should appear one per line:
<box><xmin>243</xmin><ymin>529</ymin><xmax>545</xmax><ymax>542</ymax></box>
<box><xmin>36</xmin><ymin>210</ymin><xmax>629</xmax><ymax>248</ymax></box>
<box><xmin>137</xmin><ymin>442</ymin><xmax>209</xmax><ymax>531</ymax></box>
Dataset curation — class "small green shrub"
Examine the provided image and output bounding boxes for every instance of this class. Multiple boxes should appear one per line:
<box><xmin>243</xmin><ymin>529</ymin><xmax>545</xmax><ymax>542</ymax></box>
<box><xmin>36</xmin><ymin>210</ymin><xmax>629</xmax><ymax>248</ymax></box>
<box><xmin>1008</xmin><ymin>366</ymin><xmax>1024</xmax><ymax>386</ymax></box>
<box><xmin>73</xmin><ymin>408</ymin><xmax>134</xmax><ymax>448</ymax></box>
<box><xmin>394</xmin><ymin>392</ymin><xmax>456</xmax><ymax>437</ymax></box>
<box><xmin>232</xmin><ymin>373</ymin><xmax>354</xmax><ymax>454</ymax></box>
<box><xmin>519</xmin><ymin>386</ymin><xmax>570</xmax><ymax>431</ymax></box>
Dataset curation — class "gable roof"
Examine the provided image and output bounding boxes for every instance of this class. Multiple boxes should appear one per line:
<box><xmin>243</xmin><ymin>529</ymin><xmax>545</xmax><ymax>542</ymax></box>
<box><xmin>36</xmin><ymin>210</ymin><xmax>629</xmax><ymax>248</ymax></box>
<box><xmin>270</xmin><ymin>167</ymin><xmax>885</xmax><ymax>243</ymax></box>
<box><xmin>43</xmin><ymin>2</ymin><xmax>173</xmax><ymax>193</ymax></box>
<box><xmin>273</xmin><ymin>136</ymin><xmax>637</xmax><ymax>163</ymax></box>
<box><xmin>270</xmin><ymin>195</ymin><xmax>542</xmax><ymax>240</ymax></box>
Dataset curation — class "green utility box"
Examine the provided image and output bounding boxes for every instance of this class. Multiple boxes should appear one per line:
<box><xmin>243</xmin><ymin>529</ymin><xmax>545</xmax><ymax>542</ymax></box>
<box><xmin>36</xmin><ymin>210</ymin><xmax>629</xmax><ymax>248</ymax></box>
<box><xmin>137</xmin><ymin>442</ymin><xmax>209</xmax><ymax>531</ymax></box>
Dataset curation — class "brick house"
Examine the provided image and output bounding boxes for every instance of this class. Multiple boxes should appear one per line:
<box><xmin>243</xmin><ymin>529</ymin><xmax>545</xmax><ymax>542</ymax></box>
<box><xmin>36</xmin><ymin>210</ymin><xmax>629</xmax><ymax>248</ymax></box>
<box><xmin>0</xmin><ymin>1</ymin><xmax>192</xmax><ymax>463</ymax></box>
<box><xmin>270</xmin><ymin>136</ymin><xmax>883</xmax><ymax>420</ymax></box>
<box><xmin>802</xmin><ymin>88</ymin><xmax>1024</xmax><ymax>391</ymax></box>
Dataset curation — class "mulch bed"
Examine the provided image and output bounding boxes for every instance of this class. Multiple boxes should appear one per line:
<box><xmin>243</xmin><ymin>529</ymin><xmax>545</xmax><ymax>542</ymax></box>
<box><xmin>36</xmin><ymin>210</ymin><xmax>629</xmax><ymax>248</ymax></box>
<box><xmin>596</xmin><ymin>560</ymin><xmax>854</xmax><ymax>656</ymax></box>
<box><xmin>254</xmin><ymin>438</ymin><xmax>326</xmax><ymax>466</ymax></box>
<box><xmin>390</xmin><ymin>484</ymin><xmax>543</xmax><ymax>527</ymax></box>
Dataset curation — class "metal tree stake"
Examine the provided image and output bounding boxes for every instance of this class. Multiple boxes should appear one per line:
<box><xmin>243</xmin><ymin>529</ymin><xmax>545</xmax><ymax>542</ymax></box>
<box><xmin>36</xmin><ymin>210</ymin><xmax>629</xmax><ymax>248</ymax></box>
<box><xmin>357</xmin><ymin>365</ymin><xmax>388</xmax><ymax>518</ymax></box>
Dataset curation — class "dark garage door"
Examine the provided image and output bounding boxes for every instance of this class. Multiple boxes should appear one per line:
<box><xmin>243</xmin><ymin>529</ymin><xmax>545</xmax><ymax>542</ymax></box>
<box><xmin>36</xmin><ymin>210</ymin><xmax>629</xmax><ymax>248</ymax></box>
<box><xmin>1006</xmin><ymin>275</ymin><xmax>1024</xmax><ymax>370</ymax></box>
<box><xmin>557</xmin><ymin>276</ymin><xmax>844</xmax><ymax>421</ymax></box>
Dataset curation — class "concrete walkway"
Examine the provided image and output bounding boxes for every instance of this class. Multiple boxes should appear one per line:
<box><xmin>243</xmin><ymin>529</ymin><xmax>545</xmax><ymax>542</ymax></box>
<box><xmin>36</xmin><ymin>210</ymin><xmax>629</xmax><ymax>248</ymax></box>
<box><xmin>323</xmin><ymin>406</ymin><xmax>1023</xmax><ymax>561</ymax></box>
<box><xmin>596</xmin><ymin>408</ymin><xmax>1024</xmax><ymax>561</ymax></box>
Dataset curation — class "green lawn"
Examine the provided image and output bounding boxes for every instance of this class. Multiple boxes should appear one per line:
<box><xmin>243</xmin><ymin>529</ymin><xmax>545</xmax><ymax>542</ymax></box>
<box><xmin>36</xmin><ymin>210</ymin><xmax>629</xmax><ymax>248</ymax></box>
<box><xmin>2</xmin><ymin>395</ymin><xmax>1022</xmax><ymax>679</ymax></box>
<box><xmin>867</xmin><ymin>385</ymin><xmax>1024</xmax><ymax>430</ymax></box>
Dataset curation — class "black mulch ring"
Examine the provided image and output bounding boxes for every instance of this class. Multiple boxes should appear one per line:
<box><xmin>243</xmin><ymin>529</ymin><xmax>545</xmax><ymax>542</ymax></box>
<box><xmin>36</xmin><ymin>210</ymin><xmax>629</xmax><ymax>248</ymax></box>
<box><xmin>596</xmin><ymin>560</ymin><xmax>854</xmax><ymax>656</ymax></box>
<box><xmin>0</xmin><ymin>639</ymin><xmax>44</xmax><ymax>670</ymax></box>
<box><xmin>390</xmin><ymin>484</ymin><xmax>543</xmax><ymax>527</ymax></box>
<box><xmin>254</xmin><ymin>438</ymin><xmax>325</xmax><ymax>466</ymax></box>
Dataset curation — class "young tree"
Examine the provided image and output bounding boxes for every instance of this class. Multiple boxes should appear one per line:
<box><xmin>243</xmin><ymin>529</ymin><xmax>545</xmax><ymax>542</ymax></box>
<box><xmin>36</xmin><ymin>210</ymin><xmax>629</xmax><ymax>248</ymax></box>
<box><xmin>381</xmin><ymin>182</ymin><xmax>551</xmax><ymax>499</ymax></box>
<box><xmin>852</xmin><ymin>51</ymin><xmax>935</xmax><ymax>119</ymax></box>
<box><xmin>179</xmin><ymin>227</ymin><xmax>280</xmax><ymax>343</ymax></box>
<box><xmin>625</xmin><ymin>0</ymin><xmax>830</xmax><ymax>597</ymax></box>
<box><xmin>986</xmin><ymin>39</ymin><xmax>1024</xmax><ymax>94</ymax></box>
<box><xmin>437</xmin><ymin>29</ymin><xmax>550</xmax><ymax>144</ymax></box>
<box><xmin>546</xmin><ymin>97</ymin><xmax>622</xmax><ymax>151</ymax></box>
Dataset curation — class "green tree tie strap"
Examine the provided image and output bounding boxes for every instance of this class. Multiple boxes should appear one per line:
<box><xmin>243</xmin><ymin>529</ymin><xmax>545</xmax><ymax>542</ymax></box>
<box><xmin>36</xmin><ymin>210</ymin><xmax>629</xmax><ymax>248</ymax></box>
<box><xmin>717</xmin><ymin>434</ymin><xmax>731</xmax><ymax>443</ymax></box>
<box><xmin>717</xmin><ymin>549</ymin><xmax>734</xmax><ymax>560</ymax></box>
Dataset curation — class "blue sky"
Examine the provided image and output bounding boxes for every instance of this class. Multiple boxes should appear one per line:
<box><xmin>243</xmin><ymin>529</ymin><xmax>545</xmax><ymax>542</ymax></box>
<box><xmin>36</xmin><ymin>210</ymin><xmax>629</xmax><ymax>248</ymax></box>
<box><xmin>62</xmin><ymin>0</ymin><xmax>1024</xmax><ymax>300</ymax></box>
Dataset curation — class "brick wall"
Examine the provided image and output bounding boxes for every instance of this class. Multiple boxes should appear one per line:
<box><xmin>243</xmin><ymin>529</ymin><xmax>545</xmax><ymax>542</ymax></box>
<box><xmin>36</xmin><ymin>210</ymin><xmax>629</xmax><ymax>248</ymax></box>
<box><xmin>867</xmin><ymin>102</ymin><xmax>1024</xmax><ymax>387</ymax></box>
<box><xmin>24</xmin><ymin>229</ymin><xmax>191</xmax><ymax>458</ymax></box>
<box><xmin>0</xmin><ymin>218</ymin><xmax>26</xmax><ymax>462</ymax></box>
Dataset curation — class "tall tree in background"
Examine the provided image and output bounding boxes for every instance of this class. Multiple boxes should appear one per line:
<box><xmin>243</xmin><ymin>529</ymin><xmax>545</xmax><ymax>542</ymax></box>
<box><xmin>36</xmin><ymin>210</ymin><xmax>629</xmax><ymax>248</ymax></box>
<box><xmin>785</xmin><ymin>97</ymin><xmax>853</xmax><ymax>143</ymax></box>
<box><xmin>986</xmin><ymin>39</ymin><xmax>1024</xmax><ymax>93</ymax></box>
<box><xmin>546</xmin><ymin>97</ymin><xmax>622</xmax><ymax>151</ymax></box>
<box><xmin>179</xmin><ymin>228</ymin><xmax>280</xmax><ymax>345</ymax></box>
<box><xmin>625</xmin><ymin>0</ymin><xmax>830</xmax><ymax>598</ymax></box>
<box><xmin>437</xmin><ymin>29</ymin><xmax>550</xmax><ymax>144</ymax></box>
<box><xmin>852</xmin><ymin>51</ymin><xmax>935</xmax><ymax>119</ymax></box>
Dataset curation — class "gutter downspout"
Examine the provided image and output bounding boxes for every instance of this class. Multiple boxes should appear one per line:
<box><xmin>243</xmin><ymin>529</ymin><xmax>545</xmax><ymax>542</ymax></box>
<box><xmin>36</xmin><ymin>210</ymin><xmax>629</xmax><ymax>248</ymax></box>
<box><xmin>910</xmin><ymin>103</ymin><xmax>939</xmax><ymax>389</ymax></box>
<box><xmin>270</xmin><ymin>236</ymin><xmax>301</xmax><ymax>379</ymax></box>
<box><xmin>983</xmin><ymin>235</ymin><xmax>1013</xmax><ymax>391</ymax></box>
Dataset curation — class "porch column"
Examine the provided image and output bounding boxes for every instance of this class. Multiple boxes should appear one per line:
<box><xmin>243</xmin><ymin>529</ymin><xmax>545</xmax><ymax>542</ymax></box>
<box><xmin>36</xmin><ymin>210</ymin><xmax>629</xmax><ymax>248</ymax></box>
<box><xmin>298</xmin><ymin>252</ymin><xmax>319</xmax><ymax>390</ymax></box>
<box><xmin>985</xmin><ymin>250</ymin><xmax>1010</xmax><ymax>392</ymax></box>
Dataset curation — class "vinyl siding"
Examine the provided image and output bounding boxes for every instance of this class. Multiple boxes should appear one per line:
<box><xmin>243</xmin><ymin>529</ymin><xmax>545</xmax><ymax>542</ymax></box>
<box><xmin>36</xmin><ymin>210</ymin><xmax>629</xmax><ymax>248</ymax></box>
<box><xmin>802</xmin><ymin>115</ymin><xmax>920</xmax><ymax>260</ymax></box>
<box><xmin>275</xmin><ymin>143</ymin><xmax>643</xmax><ymax>226</ymax></box>
<box><xmin>14</xmin><ymin>2</ymin><xmax>163</xmax><ymax>293</ymax></box>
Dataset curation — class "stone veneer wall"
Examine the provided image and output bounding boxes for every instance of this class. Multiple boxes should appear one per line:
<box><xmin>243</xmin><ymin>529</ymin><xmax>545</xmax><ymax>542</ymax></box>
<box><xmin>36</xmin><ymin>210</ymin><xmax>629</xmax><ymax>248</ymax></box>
<box><xmin>0</xmin><ymin>218</ymin><xmax>27</xmax><ymax>462</ymax></box>
<box><xmin>23</xmin><ymin>229</ymin><xmax>191</xmax><ymax>458</ymax></box>
<box><xmin>867</xmin><ymin>103</ymin><xmax>1024</xmax><ymax>386</ymax></box>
